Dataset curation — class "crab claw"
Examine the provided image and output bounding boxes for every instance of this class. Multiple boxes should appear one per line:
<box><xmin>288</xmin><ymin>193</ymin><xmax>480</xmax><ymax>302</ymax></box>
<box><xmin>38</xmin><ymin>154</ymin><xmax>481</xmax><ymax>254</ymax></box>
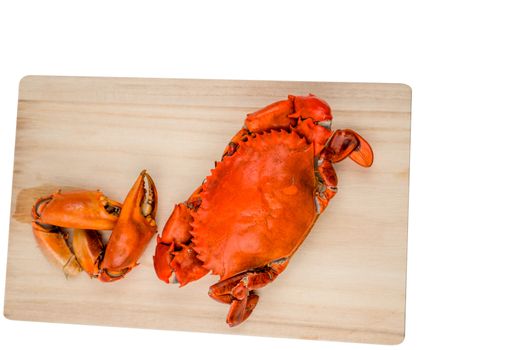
<box><xmin>32</xmin><ymin>191</ymin><xmax>122</xmax><ymax>230</ymax></box>
<box><xmin>32</xmin><ymin>222</ymin><xmax>82</xmax><ymax>278</ymax></box>
<box><xmin>71</xmin><ymin>228</ymin><xmax>104</xmax><ymax>278</ymax></box>
<box><xmin>98</xmin><ymin>170</ymin><xmax>158</xmax><ymax>282</ymax></box>
<box><xmin>289</xmin><ymin>94</ymin><xmax>333</xmax><ymax>123</ymax></box>
<box><xmin>322</xmin><ymin>129</ymin><xmax>374</xmax><ymax>167</ymax></box>
<box><xmin>31</xmin><ymin>190</ymin><xmax>121</xmax><ymax>278</ymax></box>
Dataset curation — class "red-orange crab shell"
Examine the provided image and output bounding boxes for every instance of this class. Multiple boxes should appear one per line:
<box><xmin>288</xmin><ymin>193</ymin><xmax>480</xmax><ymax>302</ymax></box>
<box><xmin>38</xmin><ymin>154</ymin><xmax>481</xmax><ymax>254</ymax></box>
<box><xmin>153</xmin><ymin>94</ymin><xmax>374</xmax><ymax>327</ymax></box>
<box><xmin>191</xmin><ymin>130</ymin><xmax>318</xmax><ymax>280</ymax></box>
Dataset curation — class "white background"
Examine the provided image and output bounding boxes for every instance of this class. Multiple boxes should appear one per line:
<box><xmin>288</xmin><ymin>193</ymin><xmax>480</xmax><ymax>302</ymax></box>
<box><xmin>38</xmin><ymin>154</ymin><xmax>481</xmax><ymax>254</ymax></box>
<box><xmin>1</xmin><ymin>1</ymin><xmax>522</xmax><ymax>349</ymax></box>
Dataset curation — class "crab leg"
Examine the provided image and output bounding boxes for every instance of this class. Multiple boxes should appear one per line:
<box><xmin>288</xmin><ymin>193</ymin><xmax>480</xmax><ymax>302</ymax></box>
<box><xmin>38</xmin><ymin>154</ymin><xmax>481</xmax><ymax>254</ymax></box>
<box><xmin>154</xmin><ymin>186</ymin><xmax>208</xmax><ymax>285</ymax></box>
<box><xmin>208</xmin><ymin>258</ymin><xmax>289</xmax><ymax>327</ymax></box>
<box><xmin>98</xmin><ymin>170</ymin><xmax>158</xmax><ymax>282</ymax></box>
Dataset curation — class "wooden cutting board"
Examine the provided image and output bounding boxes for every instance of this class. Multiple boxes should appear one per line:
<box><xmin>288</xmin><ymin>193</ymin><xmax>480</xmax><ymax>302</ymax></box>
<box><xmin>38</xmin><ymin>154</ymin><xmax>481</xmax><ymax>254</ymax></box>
<box><xmin>4</xmin><ymin>76</ymin><xmax>411</xmax><ymax>345</ymax></box>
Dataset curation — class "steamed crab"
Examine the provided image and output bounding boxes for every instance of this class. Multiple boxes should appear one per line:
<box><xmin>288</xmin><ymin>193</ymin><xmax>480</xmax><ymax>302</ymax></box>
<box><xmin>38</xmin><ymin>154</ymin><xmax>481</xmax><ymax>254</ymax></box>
<box><xmin>154</xmin><ymin>95</ymin><xmax>373</xmax><ymax>326</ymax></box>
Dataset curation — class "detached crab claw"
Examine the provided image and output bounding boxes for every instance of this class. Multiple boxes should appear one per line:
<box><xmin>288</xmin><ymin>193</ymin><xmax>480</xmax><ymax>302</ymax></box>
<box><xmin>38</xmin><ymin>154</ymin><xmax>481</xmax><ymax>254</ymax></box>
<box><xmin>32</xmin><ymin>190</ymin><xmax>121</xmax><ymax>230</ymax></box>
<box><xmin>31</xmin><ymin>170</ymin><xmax>157</xmax><ymax>282</ymax></box>
<box><xmin>99</xmin><ymin>170</ymin><xmax>158</xmax><ymax>282</ymax></box>
<box><xmin>32</xmin><ymin>190</ymin><xmax>122</xmax><ymax>279</ymax></box>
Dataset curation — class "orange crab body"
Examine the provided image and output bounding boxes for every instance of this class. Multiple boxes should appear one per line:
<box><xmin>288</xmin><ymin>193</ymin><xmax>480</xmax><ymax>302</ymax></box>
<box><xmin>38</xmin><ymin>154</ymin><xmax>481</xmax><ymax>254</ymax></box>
<box><xmin>154</xmin><ymin>95</ymin><xmax>374</xmax><ymax>326</ymax></box>
<box><xmin>32</xmin><ymin>170</ymin><xmax>158</xmax><ymax>282</ymax></box>
<box><xmin>193</xmin><ymin>131</ymin><xmax>317</xmax><ymax>281</ymax></box>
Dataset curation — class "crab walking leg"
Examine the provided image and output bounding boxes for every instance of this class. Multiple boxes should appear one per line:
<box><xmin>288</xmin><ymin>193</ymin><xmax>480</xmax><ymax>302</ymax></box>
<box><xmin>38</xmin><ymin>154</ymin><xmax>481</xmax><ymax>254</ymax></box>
<box><xmin>154</xmin><ymin>186</ymin><xmax>209</xmax><ymax>285</ymax></box>
<box><xmin>32</xmin><ymin>222</ymin><xmax>82</xmax><ymax>278</ymax></box>
<box><xmin>98</xmin><ymin>170</ymin><xmax>158</xmax><ymax>282</ymax></box>
<box><xmin>208</xmin><ymin>258</ymin><xmax>290</xmax><ymax>327</ymax></box>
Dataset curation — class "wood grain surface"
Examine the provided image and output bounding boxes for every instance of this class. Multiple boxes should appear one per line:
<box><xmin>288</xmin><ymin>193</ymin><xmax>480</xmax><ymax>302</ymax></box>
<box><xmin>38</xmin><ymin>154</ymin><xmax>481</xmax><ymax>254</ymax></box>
<box><xmin>4</xmin><ymin>76</ymin><xmax>411</xmax><ymax>345</ymax></box>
